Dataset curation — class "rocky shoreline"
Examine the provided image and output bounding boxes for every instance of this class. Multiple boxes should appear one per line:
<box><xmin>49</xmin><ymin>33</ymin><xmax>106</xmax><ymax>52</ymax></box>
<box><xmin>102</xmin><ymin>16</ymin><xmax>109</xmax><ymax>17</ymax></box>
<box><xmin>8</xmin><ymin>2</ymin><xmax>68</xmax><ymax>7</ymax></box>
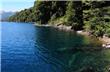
<box><xmin>53</xmin><ymin>24</ymin><xmax>72</xmax><ymax>31</ymax></box>
<box><xmin>77</xmin><ymin>31</ymin><xmax>110</xmax><ymax>49</ymax></box>
<box><xmin>34</xmin><ymin>23</ymin><xmax>110</xmax><ymax>48</ymax></box>
<box><xmin>99</xmin><ymin>37</ymin><xmax>110</xmax><ymax>48</ymax></box>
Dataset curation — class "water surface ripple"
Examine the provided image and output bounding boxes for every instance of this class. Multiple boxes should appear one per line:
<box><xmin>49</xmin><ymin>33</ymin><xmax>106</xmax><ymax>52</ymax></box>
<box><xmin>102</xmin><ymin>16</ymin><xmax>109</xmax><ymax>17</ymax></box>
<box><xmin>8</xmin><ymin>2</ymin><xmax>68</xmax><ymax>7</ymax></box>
<box><xmin>1</xmin><ymin>22</ymin><xmax>110</xmax><ymax>72</ymax></box>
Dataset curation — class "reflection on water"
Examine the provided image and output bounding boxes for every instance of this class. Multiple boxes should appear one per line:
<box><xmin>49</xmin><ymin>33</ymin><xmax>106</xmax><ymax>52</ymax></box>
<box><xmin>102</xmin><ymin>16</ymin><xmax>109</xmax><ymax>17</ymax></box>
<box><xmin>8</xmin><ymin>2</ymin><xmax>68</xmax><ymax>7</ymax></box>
<box><xmin>1</xmin><ymin>22</ymin><xmax>110</xmax><ymax>72</ymax></box>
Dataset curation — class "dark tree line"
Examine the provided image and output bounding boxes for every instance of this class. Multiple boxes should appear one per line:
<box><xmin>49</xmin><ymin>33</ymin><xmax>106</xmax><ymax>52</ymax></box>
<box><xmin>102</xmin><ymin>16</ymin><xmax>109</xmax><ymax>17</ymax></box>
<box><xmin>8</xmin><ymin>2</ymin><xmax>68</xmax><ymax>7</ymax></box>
<box><xmin>9</xmin><ymin>1</ymin><xmax>110</xmax><ymax>37</ymax></box>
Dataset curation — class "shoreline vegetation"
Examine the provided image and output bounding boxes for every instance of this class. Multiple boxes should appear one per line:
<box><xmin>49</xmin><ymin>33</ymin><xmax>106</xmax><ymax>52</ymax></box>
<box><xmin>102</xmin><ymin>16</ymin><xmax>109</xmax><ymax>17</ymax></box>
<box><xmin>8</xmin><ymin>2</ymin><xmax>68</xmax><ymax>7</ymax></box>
<box><xmin>34</xmin><ymin>23</ymin><xmax>110</xmax><ymax>48</ymax></box>
<box><xmin>9</xmin><ymin>1</ymin><xmax>110</xmax><ymax>48</ymax></box>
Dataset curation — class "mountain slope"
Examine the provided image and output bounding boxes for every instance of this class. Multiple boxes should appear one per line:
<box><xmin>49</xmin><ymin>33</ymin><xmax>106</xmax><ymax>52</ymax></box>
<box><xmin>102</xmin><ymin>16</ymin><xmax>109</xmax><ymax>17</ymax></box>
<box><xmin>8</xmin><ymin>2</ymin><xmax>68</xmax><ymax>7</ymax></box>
<box><xmin>0</xmin><ymin>11</ymin><xmax>15</xmax><ymax>21</ymax></box>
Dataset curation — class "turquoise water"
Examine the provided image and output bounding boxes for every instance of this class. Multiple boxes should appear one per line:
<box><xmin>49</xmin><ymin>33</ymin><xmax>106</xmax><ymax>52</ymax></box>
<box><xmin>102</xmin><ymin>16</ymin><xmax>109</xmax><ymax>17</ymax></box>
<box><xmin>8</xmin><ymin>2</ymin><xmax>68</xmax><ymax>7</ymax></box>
<box><xmin>1</xmin><ymin>22</ymin><xmax>110</xmax><ymax>72</ymax></box>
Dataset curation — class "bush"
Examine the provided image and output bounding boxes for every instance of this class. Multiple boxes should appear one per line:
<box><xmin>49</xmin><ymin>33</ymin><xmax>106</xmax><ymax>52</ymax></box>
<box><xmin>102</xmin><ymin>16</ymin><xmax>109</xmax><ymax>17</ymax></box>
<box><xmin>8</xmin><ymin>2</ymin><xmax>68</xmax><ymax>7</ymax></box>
<box><xmin>106</xmin><ymin>25</ymin><xmax>110</xmax><ymax>37</ymax></box>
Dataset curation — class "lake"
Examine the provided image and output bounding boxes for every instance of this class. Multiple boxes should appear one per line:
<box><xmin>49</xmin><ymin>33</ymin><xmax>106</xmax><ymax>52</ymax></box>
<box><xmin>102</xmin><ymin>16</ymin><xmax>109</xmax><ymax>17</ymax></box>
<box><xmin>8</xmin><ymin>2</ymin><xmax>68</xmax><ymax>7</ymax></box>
<box><xmin>1</xmin><ymin>22</ymin><xmax>110</xmax><ymax>72</ymax></box>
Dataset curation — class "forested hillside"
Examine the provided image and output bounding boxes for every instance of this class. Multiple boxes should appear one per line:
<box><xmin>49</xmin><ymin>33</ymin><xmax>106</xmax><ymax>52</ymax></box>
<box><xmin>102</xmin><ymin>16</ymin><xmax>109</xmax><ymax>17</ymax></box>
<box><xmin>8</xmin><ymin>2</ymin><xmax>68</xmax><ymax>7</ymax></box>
<box><xmin>9</xmin><ymin>1</ymin><xmax>110</xmax><ymax>37</ymax></box>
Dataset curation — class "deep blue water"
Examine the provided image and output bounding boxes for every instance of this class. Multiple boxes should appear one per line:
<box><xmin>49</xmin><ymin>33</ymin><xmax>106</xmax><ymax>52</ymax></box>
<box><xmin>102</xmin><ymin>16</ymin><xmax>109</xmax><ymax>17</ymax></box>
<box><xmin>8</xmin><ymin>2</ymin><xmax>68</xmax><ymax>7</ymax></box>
<box><xmin>1</xmin><ymin>22</ymin><xmax>110</xmax><ymax>72</ymax></box>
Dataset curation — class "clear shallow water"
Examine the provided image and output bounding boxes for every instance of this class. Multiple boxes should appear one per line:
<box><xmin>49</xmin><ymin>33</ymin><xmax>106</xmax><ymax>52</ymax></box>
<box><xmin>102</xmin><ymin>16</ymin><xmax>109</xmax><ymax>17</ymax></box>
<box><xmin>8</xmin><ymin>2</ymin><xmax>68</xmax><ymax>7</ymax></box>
<box><xmin>1</xmin><ymin>22</ymin><xmax>110</xmax><ymax>72</ymax></box>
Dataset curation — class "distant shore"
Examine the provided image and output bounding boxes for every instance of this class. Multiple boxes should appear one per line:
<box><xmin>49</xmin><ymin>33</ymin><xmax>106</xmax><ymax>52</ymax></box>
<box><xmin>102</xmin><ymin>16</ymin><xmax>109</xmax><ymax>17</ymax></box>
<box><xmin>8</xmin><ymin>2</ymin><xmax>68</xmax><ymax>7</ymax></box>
<box><xmin>34</xmin><ymin>23</ymin><xmax>110</xmax><ymax>48</ymax></box>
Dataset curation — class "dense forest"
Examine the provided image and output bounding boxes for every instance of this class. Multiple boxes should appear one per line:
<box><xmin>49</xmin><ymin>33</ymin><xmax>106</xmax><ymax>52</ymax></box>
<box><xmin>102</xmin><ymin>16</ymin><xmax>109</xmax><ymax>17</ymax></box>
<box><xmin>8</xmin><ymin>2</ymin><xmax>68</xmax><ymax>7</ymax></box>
<box><xmin>9</xmin><ymin>0</ymin><xmax>110</xmax><ymax>38</ymax></box>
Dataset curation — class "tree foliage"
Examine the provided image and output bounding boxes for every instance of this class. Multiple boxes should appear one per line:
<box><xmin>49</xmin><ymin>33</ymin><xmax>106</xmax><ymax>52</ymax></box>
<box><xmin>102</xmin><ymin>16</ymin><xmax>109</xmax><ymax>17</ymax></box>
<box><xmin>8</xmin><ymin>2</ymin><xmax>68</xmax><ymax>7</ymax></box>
<box><xmin>9</xmin><ymin>1</ymin><xmax>110</xmax><ymax>37</ymax></box>
<box><xmin>83</xmin><ymin>1</ymin><xmax>110</xmax><ymax>37</ymax></box>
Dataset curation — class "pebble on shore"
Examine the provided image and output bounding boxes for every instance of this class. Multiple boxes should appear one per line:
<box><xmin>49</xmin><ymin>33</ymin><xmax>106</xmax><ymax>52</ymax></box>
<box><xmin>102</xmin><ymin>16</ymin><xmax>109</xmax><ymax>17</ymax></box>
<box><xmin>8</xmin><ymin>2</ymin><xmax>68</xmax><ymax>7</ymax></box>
<box><xmin>102</xmin><ymin>43</ymin><xmax>110</xmax><ymax>48</ymax></box>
